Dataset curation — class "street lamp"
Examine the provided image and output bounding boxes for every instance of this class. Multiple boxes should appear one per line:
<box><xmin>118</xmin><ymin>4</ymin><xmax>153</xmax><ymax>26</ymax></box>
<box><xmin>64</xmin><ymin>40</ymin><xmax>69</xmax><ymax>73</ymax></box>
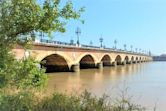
<box><xmin>130</xmin><ymin>45</ymin><xmax>133</xmax><ymax>52</ymax></box>
<box><xmin>89</xmin><ymin>41</ymin><xmax>93</xmax><ymax>46</ymax></box>
<box><xmin>99</xmin><ymin>36</ymin><xmax>103</xmax><ymax>48</ymax></box>
<box><xmin>39</xmin><ymin>31</ymin><xmax>44</xmax><ymax>42</ymax></box>
<box><xmin>75</xmin><ymin>27</ymin><xmax>81</xmax><ymax>46</ymax></box>
<box><xmin>149</xmin><ymin>50</ymin><xmax>151</xmax><ymax>56</ymax></box>
<box><xmin>114</xmin><ymin>39</ymin><xmax>117</xmax><ymax>49</ymax></box>
<box><xmin>124</xmin><ymin>44</ymin><xmax>127</xmax><ymax>50</ymax></box>
<box><xmin>70</xmin><ymin>39</ymin><xmax>74</xmax><ymax>45</ymax></box>
<box><xmin>135</xmin><ymin>48</ymin><xmax>138</xmax><ymax>53</ymax></box>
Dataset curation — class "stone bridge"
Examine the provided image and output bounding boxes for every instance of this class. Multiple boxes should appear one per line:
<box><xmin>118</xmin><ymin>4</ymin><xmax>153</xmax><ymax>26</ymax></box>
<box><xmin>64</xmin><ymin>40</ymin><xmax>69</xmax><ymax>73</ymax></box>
<box><xmin>13</xmin><ymin>42</ymin><xmax>153</xmax><ymax>72</ymax></box>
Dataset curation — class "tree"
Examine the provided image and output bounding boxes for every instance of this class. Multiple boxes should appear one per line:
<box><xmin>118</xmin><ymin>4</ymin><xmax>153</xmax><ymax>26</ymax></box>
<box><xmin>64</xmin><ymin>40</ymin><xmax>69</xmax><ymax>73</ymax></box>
<box><xmin>0</xmin><ymin>0</ymin><xmax>84</xmax><ymax>48</ymax></box>
<box><xmin>0</xmin><ymin>0</ymin><xmax>84</xmax><ymax>89</ymax></box>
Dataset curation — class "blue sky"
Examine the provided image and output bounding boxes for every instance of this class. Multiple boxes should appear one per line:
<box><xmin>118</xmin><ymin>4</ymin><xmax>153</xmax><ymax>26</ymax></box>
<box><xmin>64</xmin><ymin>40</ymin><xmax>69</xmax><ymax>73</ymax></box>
<box><xmin>47</xmin><ymin>0</ymin><xmax>166</xmax><ymax>55</ymax></box>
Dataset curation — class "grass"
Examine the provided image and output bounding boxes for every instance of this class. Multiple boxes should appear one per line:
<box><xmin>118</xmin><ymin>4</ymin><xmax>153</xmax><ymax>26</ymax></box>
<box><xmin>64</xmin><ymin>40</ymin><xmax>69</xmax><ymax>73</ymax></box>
<box><xmin>0</xmin><ymin>90</ymin><xmax>147</xmax><ymax>111</ymax></box>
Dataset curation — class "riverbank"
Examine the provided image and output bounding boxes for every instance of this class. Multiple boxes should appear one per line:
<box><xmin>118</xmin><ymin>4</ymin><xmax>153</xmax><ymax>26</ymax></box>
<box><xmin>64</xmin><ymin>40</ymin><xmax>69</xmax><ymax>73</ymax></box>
<box><xmin>0</xmin><ymin>90</ymin><xmax>146</xmax><ymax>111</ymax></box>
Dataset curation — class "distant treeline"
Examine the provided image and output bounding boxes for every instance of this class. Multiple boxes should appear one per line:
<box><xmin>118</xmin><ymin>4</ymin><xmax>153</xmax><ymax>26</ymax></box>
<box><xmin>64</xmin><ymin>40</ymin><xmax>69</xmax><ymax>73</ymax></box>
<box><xmin>153</xmin><ymin>56</ymin><xmax>166</xmax><ymax>61</ymax></box>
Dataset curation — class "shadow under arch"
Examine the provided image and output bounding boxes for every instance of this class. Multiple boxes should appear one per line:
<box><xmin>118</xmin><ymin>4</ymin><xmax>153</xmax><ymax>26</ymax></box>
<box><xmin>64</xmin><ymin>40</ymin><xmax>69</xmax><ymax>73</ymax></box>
<box><xmin>115</xmin><ymin>55</ymin><xmax>122</xmax><ymax>65</ymax></box>
<box><xmin>136</xmin><ymin>57</ymin><xmax>139</xmax><ymax>61</ymax></box>
<box><xmin>41</xmin><ymin>54</ymin><xmax>70</xmax><ymax>73</ymax></box>
<box><xmin>131</xmin><ymin>56</ymin><xmax>134</xmax><ymax>63</ymax></box>
<box><xmin>124</xmin><ymin>56</ymin><xmax>129</xmax><ymax>64</ymax></box>
<box><xmin>139</xmin><ymin>57</ymin><xmax>142</xmax><ymax>61</ymax></box>
<box><xmin>101</xmin><ymin>55</ymin><xmax>111</xmax><ymax>66</ymax></box>
<box><xmin>79</xmin><ymin>54</ymin><xmax>96</xmax><ymax>69</ymax></box>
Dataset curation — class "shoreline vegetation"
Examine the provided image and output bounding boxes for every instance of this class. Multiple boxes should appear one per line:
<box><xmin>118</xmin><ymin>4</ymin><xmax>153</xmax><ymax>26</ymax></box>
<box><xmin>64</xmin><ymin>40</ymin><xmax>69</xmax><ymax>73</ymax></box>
<box><xmin>0</xmin><ymin>89</ymin><xmax>148</xmax><ymax>111</ymax></box>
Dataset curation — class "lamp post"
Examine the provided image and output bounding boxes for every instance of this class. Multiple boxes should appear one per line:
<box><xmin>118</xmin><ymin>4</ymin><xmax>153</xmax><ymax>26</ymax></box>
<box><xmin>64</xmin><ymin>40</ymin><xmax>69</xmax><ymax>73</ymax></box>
<box><xmin>130</xmin><ymin>45</ymin><xmax>133</xmax><ymax>52</ymax></box>
<box><xmin>149</xmin><ymin>50</ymin><xmax>151</xmax><ymax>56</ymax></box>
<box><xmin>139</xmin><ymin>49</ymin><xmax>141</xmax><ymax>53</ymax></box>
<box><xmin>99</xmin><ymin>36</ymin><xmax>103</xmax><ymax>48</ymax></box>
<box><xmin>75</xmin><ymin>27</ymin><xmax>81</xmax><ymax>46</ymax></box>
<box><xmin>90</xmin><ymin>41</ymin><xmax>93</xmax><ymax>46</ymax></box>
<box><xmin>70</xmin><ymin>39</ymin><xmax>74</xmax><ymax>45</ymax></box>
<box><xmin>40</xmin><ymin>31</ymin><xmax>44</xmax><ymax>42</ymax></box>
<box><xmin>124</xmin><ymin>44</ymin><xmax>127</xmax><ymax>50</ymax></box>
<box><xmin>114</xmin><ymin>39</ymin><xmax>117</xmax><ymax>49</ymax></box>
<box><xmin>135</xmin><ymin>48</ymin><xmax>138</xmax><ymax>53</ymax></box>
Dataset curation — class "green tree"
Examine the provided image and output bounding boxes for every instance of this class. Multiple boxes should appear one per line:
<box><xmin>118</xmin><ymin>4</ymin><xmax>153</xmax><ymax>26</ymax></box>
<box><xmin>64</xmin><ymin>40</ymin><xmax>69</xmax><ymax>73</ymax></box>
<box><xmin>0</xmin><ymin>0</ymin><xmax>84</xmax><ymax>89</ymax></box>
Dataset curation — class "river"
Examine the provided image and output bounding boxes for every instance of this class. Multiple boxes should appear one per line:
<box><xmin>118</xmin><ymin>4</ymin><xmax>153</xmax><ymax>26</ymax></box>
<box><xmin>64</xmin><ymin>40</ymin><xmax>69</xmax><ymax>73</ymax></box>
<box><xmin>46</xmin><ymin>62</ymin><xmax>166</xmax><ymax>111</ymax></box>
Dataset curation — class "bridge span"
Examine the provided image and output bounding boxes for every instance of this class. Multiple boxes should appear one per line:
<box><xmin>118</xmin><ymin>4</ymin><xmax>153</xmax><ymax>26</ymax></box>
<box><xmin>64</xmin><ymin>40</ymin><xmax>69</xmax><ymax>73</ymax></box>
<box><xmin>13</xmin><ymin>41</ymin><xmax>153</xmax><ymax>72</ymax></box>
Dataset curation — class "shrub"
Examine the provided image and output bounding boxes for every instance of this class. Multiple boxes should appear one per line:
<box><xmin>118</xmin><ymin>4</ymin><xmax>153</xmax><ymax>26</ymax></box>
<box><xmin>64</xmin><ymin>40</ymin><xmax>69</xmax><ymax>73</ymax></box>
<box><xmin>0</xmin><ymin>91</ymin><xmax>37</xmax><ymax>111</ymax></box>
<box><xmin>36</xmin><ymin>90</ymin><xmax>146</xmax><ymax>111</ymax></box>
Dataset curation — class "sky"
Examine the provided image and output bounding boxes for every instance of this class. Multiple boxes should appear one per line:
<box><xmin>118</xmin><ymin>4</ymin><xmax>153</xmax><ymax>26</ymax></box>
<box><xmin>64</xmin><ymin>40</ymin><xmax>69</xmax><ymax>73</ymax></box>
<box><xmin>45</xmin><ymin>0</ymin><xmax>166</xmax><ymax>55</ymax></box>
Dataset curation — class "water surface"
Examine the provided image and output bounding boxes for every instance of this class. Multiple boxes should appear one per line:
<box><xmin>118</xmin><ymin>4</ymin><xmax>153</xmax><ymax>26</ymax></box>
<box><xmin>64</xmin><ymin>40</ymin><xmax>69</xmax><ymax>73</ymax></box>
<box><xmin>47</xmin><ymin>62</ymin><xmax>166</xmax><ymax>111</ymax></box>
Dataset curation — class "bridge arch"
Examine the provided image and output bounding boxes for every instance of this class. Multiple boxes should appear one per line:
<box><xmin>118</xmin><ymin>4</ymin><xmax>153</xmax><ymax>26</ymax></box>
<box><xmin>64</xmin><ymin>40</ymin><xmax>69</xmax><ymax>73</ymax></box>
<box><xmin>41</xmin><ymin>54</ymin><xmax>71</xmax><ymax>72</ymax></box>
<box><xmin>139</xmin><ymin>57</ymin><xmax>142</xmax><ymax>62</ymax></box>
<box><xmin>101</xmin><ymin>54</ymin><xmax>112</xmax><ymax>66</ymax></box>
<box><xmin>135</xmin><ymin>56</ymin><xmax>139</xmax><ymax>63</ymax></box>
<box><xmin>76</xmin><ymin>53</ymin><xmax>98</xmax><ymax>64</ymax></box>
<box><xmin>79</xmin><ymin>54</ymin><xmax>96</xmax><ymax>69</ymax></box>
<box><xmin>115</xmin><ymin>55</ymin><xmax>122</xmax><ymax>65</ymax></box>
<box><xmin>136</xmin><ymin>57</ymin><xmax>138</xmax><ymax>61</ymax></box>
<box><xmin>124</xmin><ymin>56</ymin><xmax>130</xmax><ymax>64</ymax></box>
<box><xmin>131</xmin><ymin>56</ymin><xmax>134</xmax><ymax>63</ymax></box>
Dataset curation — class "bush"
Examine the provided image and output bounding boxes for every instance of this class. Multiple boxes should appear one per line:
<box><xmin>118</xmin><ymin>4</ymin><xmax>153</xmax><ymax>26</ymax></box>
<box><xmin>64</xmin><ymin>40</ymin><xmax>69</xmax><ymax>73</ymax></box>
<box><xmin>0</xmin><ymin>90</ymin><xmax>146</xmax><ymax>111</ymax></box>
<box><xmin>0</xmin><ymin>91</ymin><xmax>37</xmax><ymax>111</ymax></box>
<box><xmin>36</xmin><ymin>90</ymin><xmax>146</xmax><ymax>111</ymax></box>
<box><xmin>0</xmin><ymin>57</ymin><xmax>47</xmax><ymax>90</ymax></box>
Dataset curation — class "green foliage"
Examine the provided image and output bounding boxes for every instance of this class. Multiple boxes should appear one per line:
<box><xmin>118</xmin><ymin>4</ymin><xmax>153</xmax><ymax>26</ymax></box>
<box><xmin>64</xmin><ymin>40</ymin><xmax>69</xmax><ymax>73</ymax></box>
<box><xmin>0</xmin><ymin>91</ymin><xmax>37</xmax><ymax>111</ymax></box>
<box><xmin>0</xmin><ymin>0</ymin><xmax>84</xmax><ymax>48</ymax></box>
<box><xmin>35</xmin><ymin>90</ymin><xmax>146</xmax><ymax>111</ymax></box>
<box><xmin>0</xmin><ymin>0</ymin><xmax>83</xmax><ymax>90</ymax></box>
<box><xmin>13</xmin><ymin>57</ymin><xmax>47</xmax><ymax>89</ymax></box>
<box><xmin>0</xmin><ymin>56</ymin><xmax>47</xmax><ymax>89</ymax></box>
<box><xmin>36</xmin><ymin>93</ymin><xmax>81</xmax><ymax>111</ymax></box>
<box><xmin>0</xmin><ymin>48</ymin><xmax>17</xmax><ymax>88</ymax></box>
<box><xmin>0</xmin><ymin>90</ymin><xmax>147</xmax><ymax>111</ymax></box>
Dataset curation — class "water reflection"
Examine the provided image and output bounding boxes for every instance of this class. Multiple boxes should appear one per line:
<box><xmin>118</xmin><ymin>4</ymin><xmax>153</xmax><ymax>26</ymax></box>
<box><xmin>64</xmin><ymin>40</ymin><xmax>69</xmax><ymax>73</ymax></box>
<box><xmin>46</xmin><ymin>62</ymin><xmax>166</xmax><ymax>110</ymax></box>
<box><xmin>47</xmin><ymin>64</ymin><xmax>144</xmax><ymax>94</ymax></box>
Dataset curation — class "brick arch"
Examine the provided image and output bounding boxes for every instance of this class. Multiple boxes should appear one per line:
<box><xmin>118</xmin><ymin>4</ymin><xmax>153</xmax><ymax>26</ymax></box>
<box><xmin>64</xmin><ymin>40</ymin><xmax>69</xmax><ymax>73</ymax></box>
<box><xmin>135</xmin><ymin>56</ymin><xmax>139</xmax><ymax>61</ymax></box>
<box><xmin>131</xmin><ymin>56</ymin><xmax>134</xmax><ymax>62</ymax></box>
<box><xmin>75</xmin><ymin>53</ymin><xmax>98</xmax><ymax>64</ymax></box>
<box><xmin>115</xmin><ymin>55</ymin><xmax>122</xmax><ymax>65</ymax></box>
<box><xmin>41</xmin><ymin>54</ymin><xmax>71</xmax><ymax>72</ymax></box>
<box><xmin>124</xmin><ymin>56</ymin><xmax>130</xmax><ymax>63</ymax></box>
<box><xmin>79</xmin><ymin>54</ymin><xmax>96</xmax><ymax>69</ymax></box>
<box><xmin>100</xmin><ymin>54</ymin><xmax>112</xmax><ymax>66</ymax></box>
<box><xmin>139</xmin><ymin>57</ymin><xmax>142</xmax><ymax>61</ymax></box>
<box><xmin>99</xmin><ymin>53</ymin><xmax>112</xmax><ymax>61</ymax></box>
<box><xmin>33</xmin><ymin>51</ymin><xmax>74</xmax><ymax>68</ymax></box>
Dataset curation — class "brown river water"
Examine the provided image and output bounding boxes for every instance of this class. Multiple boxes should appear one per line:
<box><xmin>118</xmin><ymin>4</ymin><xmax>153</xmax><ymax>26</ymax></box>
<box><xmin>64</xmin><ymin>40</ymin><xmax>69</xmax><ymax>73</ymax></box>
<box><xmin>46</xmin><ymin>62</ymin><xmax>166</xmax><ymax>111</ymax></box>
